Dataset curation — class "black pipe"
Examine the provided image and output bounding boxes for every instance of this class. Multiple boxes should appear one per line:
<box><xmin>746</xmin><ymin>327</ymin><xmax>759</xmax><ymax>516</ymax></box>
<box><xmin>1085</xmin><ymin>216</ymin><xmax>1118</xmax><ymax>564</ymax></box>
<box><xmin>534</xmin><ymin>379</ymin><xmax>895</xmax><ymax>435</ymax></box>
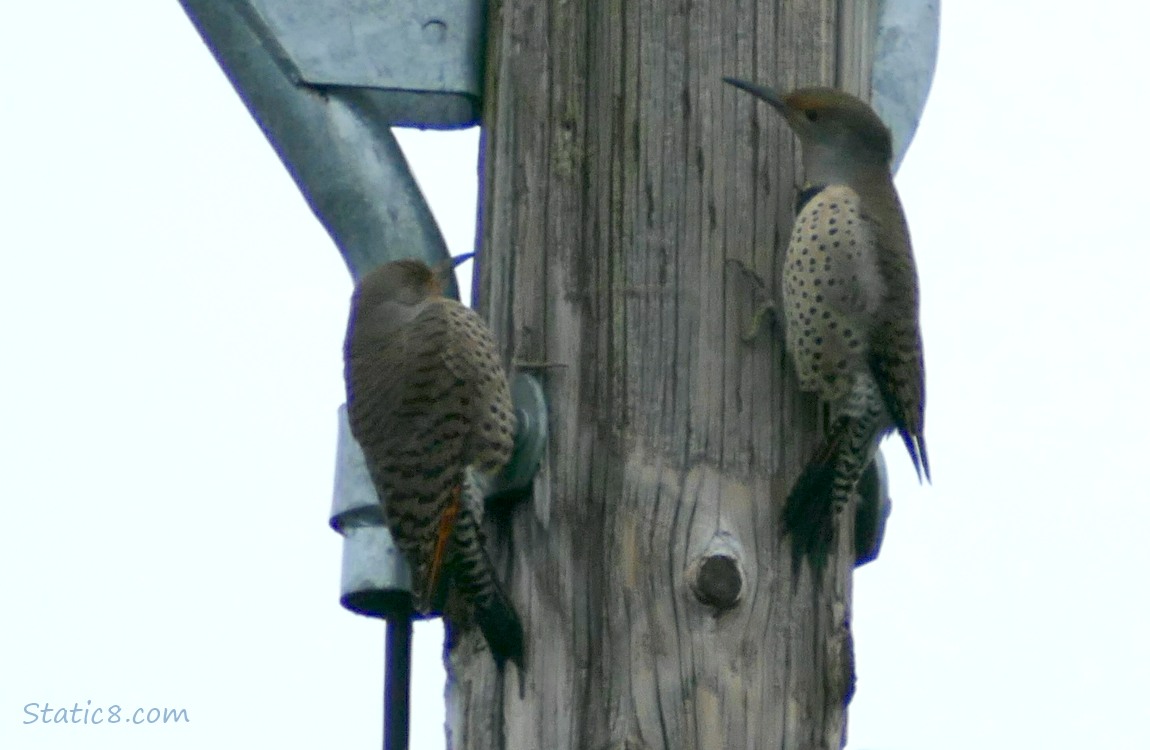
<box><xmin>383</xmin><ymin>609</ymin><xmax>412</xmax><ymax>750</ymax></box>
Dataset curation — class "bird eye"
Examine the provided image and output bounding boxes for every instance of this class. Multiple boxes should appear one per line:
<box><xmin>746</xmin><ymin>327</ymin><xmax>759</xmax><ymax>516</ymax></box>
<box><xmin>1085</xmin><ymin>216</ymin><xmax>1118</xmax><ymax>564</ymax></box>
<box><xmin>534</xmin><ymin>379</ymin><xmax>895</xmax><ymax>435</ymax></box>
<box><xmin>805</xmin><ymin>109</ymin><xmax>819</xmax><ymax>122</ymax></box>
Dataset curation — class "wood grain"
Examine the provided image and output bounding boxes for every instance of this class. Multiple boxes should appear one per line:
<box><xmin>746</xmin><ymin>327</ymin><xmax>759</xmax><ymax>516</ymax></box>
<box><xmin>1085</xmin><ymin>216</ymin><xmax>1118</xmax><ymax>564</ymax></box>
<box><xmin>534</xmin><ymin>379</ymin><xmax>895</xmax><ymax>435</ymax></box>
<box><xmin>450</xmin><ymin>2</ymin><xmax>878</xmax><ymax>748</ymax></box>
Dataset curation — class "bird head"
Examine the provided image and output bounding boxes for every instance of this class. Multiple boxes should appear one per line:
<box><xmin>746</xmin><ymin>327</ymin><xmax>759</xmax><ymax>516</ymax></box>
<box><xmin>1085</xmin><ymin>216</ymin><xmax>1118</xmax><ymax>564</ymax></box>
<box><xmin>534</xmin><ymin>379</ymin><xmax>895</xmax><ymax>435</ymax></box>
<box><xmin>723</xmin><ymin>79</ymin><xmax>892</xmax><ymax>182</ymax></box>
<box><xmin>356</xmin><ymin>254</ymin><xmax>473</xmax><ymax>306</ymax></box>
<box><xmin>358</xmin><ymin>258</ymin><xmax>443</xmax><ymax>307</ymax></box>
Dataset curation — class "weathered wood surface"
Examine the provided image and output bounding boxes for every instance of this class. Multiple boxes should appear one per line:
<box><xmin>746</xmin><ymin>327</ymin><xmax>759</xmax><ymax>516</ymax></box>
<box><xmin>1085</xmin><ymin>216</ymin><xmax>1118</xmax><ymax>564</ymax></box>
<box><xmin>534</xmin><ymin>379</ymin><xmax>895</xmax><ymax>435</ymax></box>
<box><xmin>449</xmin><ymin>2</ymin><xmax>878</xmax><ymax>748</ymax></box>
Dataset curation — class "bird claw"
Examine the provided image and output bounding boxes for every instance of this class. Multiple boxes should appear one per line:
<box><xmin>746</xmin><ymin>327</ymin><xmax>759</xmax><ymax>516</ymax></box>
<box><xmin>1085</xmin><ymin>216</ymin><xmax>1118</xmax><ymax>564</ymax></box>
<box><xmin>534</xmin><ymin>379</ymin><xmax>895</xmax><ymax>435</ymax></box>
<box><xmin>742</xmin><ymin>302</ymin><xmax>776</xmax><ymax>342</ymax></box>
<box><xmin>724</xmin><ymin>258</ymin><xmax>776</xmax><ymax>342</ymax></box>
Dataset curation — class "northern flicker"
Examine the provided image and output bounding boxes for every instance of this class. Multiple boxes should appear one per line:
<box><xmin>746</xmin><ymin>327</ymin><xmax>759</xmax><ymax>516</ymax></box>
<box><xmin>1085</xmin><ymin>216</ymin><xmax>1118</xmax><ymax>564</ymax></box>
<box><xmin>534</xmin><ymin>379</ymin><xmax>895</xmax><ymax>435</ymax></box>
<box><xmin>343</xmin><ymin>257</ymin><xmax>524</xmax><ymax>674</ymax></box>
<box><xmin>724</xmin><ymin>78</ymin><xmax>930</xmax><ymax>570</ymax></box>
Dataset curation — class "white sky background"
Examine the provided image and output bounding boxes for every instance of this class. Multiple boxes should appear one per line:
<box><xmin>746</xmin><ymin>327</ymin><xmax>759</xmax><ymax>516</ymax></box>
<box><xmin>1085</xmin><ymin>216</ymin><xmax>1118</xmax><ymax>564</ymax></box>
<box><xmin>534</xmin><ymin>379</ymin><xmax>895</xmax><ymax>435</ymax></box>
<box><xmin>2</xmin><ymin>2</ymin><xmax>1149</xmax><ymax>749</ymax></box>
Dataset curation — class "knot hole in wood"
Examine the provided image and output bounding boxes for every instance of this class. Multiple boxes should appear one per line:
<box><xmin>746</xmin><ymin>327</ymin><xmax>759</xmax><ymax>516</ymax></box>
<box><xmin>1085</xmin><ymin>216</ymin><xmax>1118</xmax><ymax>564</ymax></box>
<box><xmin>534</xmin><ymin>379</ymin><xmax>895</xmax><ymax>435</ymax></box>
<box><xmin>688</xmin><ymin>533</ymin><xmax>748</xmax><ymax>612</ymax></box>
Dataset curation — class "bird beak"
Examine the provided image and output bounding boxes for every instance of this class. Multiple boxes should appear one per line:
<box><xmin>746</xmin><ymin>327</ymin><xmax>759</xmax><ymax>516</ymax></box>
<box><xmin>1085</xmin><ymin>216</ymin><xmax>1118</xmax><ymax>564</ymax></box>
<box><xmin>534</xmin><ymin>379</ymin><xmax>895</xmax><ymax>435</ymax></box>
<box><xmin>432</xmin><ymin>253</ymin><xmax>475</xmax><ymax>278</ymax></box>
<box><xmin>722</xmin><ymin>77</ymin><xmax>787</xmax><ymax>114</ymax></box>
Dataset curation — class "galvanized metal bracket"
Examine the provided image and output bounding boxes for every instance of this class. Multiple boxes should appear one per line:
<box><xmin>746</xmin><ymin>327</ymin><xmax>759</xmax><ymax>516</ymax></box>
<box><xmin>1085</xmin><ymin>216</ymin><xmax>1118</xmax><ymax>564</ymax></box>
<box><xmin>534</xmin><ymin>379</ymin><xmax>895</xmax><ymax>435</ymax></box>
<box><xmin>180</xmin><ymin>0</ymin><xmax>489</xmax><ymax>281</ymax></box>
<box><xmin>848</xmin><ymin>0</ymin><xmax>936</xmax><ymax>566</ymax></box>
<box><xmin>330</xmin><ymin>405</ymin><xmax>414</xmax><ymax>618</ymax></box>
<box><xmin>243</xmin><ymin>0</ymin><xmax>486</xmax><ymax>128</ymax></box>
<box><xmin>871</xmin><ymin>0</ymin><xmax>941</xmax><ymax>172</ymax></box>
<box><xmin>179</xmin><ymin>0</ymin><xmax>546</xmax><ymax>620</ymax></box>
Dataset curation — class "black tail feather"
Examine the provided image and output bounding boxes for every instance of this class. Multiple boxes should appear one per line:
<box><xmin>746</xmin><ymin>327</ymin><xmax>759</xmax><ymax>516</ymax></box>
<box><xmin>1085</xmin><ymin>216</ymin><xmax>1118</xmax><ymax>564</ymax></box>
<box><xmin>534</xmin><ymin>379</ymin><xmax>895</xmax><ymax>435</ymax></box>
<box><xmin>783</xmin><ymin>415</ymin><xmax>855</xmax><ymax>577</ymax></box>
<box><xmin>444</xmin><ymin>497</ymin><xmax>526</xmax><ymax>697</ymax></box>
<box><xmin>783</xmin><ymin>457</ymin><xmax>839</xmax><ymax>575</ymax></box>
<box><xmin>474</xmin><ymin>583</ymin><xmax>525</xmax><ymax>698</ymax></box>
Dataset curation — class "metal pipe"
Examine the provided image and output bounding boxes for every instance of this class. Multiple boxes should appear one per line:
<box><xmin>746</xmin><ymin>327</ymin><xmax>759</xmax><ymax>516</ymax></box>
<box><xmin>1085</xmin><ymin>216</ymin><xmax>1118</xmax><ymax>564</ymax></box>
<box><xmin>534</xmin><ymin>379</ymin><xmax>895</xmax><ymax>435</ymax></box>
<box><xmin>384</xmin><ymin>608</ymin><xmax>413</xmax><ymax>750</ymax></box>
<box><xmin>178</xmin><ymin>0</ymin><xmax>458</xmax><ymax>290</ymax></box>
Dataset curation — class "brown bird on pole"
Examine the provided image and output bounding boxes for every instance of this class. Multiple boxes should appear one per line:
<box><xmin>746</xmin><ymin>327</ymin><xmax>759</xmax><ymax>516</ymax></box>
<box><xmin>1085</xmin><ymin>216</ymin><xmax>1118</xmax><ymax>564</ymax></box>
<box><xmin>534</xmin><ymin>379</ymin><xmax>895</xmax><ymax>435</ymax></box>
<box><xmin>724</xmin><ymin>78</ymin><xmax>930</xmax><ymax>571</ymax></box>
<box><xmin>343</xmin><ymin>256</ymin><xmax>524</xmax><ymax>675</ymax></box>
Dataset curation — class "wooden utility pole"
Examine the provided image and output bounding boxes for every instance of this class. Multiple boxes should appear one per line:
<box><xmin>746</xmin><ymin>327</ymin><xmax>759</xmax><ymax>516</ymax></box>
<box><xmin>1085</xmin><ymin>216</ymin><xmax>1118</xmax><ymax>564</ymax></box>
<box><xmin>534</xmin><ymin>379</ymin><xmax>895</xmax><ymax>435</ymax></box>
<box><xmin>450</xmin><ymin>2</ymin><xmax>879</xmax><ymax>748</ymax></box>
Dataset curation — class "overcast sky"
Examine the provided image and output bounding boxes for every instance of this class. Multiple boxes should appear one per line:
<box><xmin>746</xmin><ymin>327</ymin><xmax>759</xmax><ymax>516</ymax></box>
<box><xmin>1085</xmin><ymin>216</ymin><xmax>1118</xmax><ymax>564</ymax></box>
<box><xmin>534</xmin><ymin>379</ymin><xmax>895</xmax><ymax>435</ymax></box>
<box><xmin>4</xmin><ymin>2</ymin><xmax>1150</xmax><ymax>749</ymax></box>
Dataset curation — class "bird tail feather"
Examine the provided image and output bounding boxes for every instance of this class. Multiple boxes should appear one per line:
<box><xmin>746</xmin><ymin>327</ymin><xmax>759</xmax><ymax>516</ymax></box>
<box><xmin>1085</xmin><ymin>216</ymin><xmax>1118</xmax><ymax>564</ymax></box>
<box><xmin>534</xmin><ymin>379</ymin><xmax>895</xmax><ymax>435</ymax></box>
<box><xmin>448</xmin><ymin>506</ymin><xmax>526</xmax><ymax>696</ymax></box>
<box><xmin>784</xmin><ymin>414</ymin><xmax>874</xmax><ymax>574</ymax></box>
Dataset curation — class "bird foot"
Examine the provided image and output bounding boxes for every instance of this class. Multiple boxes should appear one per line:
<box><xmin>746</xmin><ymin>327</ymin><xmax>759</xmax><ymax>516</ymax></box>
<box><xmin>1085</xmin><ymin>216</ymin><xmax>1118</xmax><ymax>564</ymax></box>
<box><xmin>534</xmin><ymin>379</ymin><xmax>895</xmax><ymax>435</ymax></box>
<box><xmin>742</xmin><ymin>303</ymin><xmax>776</xmax><ymax>343</ymax></box>
<box><xmin>723</xmin><ymin>258</ymin><xmax>776</xmax><ymax>342</ymax></box>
